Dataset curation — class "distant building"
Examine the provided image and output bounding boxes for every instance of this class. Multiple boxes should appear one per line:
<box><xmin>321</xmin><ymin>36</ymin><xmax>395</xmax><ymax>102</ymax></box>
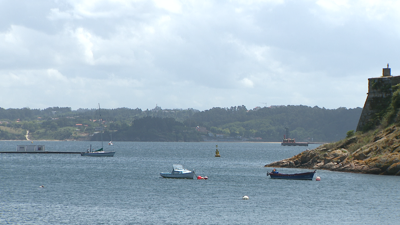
<box><xmin>195</xmin><ymin>126</ymin><xmax>208</xmax><ymax>133</ymax></box>
<box><xmin>17</xmin><ymin>145</ymin><xmax>45</xmax><ymax>152</ymax></box>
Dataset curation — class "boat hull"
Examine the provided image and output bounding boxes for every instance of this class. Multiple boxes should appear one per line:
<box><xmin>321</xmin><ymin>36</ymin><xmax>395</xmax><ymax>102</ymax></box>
<box><xmin>267</xmin><ymin>171</ymin><xmax>316</xmax><ymax>180</ymax></box>
<box><xmin>81</xmin><ymin>151</ymin><xmax>115</xmax><ymax>157</ymax></box>
<box><xmin>160</xmin><ymin>172</ymin><xmax>195</xmax><ymax>179</ymax></box>
<box><xmin>281</xmin><ymin>142</ymin><xmax>308</xmax><ymax>146</ymax></box>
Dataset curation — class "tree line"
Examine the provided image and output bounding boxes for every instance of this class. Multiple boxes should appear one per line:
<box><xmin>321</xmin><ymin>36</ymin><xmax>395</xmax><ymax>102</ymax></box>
<box><xmin>0</xmin><ymin>105</ymin><xmax>362</xmax><ymax>142</ymax></box>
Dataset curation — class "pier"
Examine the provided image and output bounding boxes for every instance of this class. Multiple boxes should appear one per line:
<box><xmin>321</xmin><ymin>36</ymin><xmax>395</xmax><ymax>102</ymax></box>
<box><xmin>0</xmin><ymin>151</ymin><xmax>84</xmax><ymax>154</ymax></box>
<box><xmin>0</xmin><ymin>144</ymin><xmax>84</xmax><ymax>154</ymax></box>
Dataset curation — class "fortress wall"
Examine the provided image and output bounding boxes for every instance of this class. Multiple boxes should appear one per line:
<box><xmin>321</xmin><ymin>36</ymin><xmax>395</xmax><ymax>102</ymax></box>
<box><xmin>356</xmin><ymin>70</ymin><xmax>400</xmax><ymax>131</ymax></box>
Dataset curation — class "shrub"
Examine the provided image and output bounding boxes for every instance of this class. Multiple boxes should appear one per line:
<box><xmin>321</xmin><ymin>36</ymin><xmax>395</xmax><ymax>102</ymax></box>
<box><xmin>346</xmin><ymin>130</ymin><xmax>355</xmax><ymax>138</ymax></box>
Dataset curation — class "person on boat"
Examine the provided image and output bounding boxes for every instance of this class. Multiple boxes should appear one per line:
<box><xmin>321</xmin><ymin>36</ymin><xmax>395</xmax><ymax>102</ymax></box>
<box><xmin>272</xmin><ymin>168</ymin><xmax>279</xmax><ymax>174</ymax></box>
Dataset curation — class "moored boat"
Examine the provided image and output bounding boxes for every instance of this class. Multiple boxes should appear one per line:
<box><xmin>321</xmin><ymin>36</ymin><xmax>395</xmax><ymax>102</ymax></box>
<box><xmin>160</xmin><ymin>164</ymin><xmax>195</xmax><ymax>179</ymax></box>
<box><xmin>281</xmin><ymin>128</ymin><xmax>308</xmax><ymax>146</ymax></box>
<box><xmin>81</xmin><ymin>145</ymin><xmax>115</xmax><ymax>157</ymax></box>
<box><xmin>267</xmin><ymin>169</ymin><xmax>316</xmax><ymax>180</ymax></box>
<box><xmin>81</xmin><ymin>104</ymin><xmax>116</xmax><ymax>157</ymax></box>
<box><xmin>281</xmin><ymin>138</ymin><xmax>309</xmax><ymax>146</ymax></box>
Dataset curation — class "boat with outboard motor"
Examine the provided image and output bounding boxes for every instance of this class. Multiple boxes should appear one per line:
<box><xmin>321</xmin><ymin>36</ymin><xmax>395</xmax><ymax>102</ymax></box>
<box><xmin>160</xmin><ymin>164</ymin><xmax>195</xmax><ymax>179</ymax></box>
<box><xmin>267</xmin><ymin>169</ymin><xmax>316</xmax><ymax>180</ymax></box>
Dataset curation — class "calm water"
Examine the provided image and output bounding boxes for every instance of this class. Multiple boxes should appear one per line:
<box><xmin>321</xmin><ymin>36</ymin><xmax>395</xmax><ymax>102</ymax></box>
<box><xmin>1</xmin><ymin>141</ymin><xmax>399</xmax><ymax>224</ymax></box>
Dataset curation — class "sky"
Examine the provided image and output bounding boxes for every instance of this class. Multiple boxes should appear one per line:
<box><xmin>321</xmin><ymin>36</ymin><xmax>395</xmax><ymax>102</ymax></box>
<box><xmin>1</xmin><ymin>0</ymin><xmax>400</xmax><ymax>111</ymax></box>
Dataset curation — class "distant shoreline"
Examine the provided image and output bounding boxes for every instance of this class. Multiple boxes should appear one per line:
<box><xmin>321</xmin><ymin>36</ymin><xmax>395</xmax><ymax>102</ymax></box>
<box><xmin>0</xmin><ymin>140</ymin><xmax>327</xmax><ymax>144</ymax></box>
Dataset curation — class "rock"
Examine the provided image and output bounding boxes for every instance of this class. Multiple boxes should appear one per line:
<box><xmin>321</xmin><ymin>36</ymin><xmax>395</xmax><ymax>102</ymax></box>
<box><xmin>313</xmin><ymin>162</ymin><xmax>324</xmax><ymax>169</ymax></box>
<box><xmin>353</xmin><ymin>152</ymin><xmax>368</xmax><ymax>160</ymax></box>
<box><xmin>386</xmin><ymin>162</ymin><xmax>400</xmax><ymax>175</ymax></box>
<box><xmin>367</xmin><ymin>168</ymin><xmax>382</xmax><ymax>174</ymax></box>
<box><xmin>337</xmin><ymin>136</ymin><xmax>357</xmax><ymax>148</ymax></box>
<box><xmin>359</xmin><ymin>165</ymin><xmax>370</xmax><ymax>173</ymax></box>
<box><xmin>332</xmin><ymin>151</ymin><xmax>349</xmax><ymax>162</ymax></box>
<box><xmin>330</xmin><ymin>149</ymin><xmax>345</xmax><ymax>157</ymax></box>
<box><xmin>266</xmin><ymin>160</ymin><xmax>290</xmax><ymax>167</ymax></box>
<box><xmin>264</xmin><ymin>124</ymin><xmax>400</xmax><ymax>175</ymax></box>
<box><xmin>300</xmin><ymin>150</ymin><xmax>316</xmax><ymax>164</ymax></box>
<box><xmin>322</xmin><ymin>162</ymin><xmax>338</xmax><ymax>170</ymax></box>
<box><xmin>324</xmin><ymin>157</ymin><xmax>334</xmax><ymax>164</ymax></box>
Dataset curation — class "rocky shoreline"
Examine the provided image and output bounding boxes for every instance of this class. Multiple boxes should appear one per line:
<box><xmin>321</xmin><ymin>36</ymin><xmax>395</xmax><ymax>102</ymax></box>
<box><xmin>265</xmin><ymin>125</ymin><xmax>400</xmax><ymax>175</ymax></box>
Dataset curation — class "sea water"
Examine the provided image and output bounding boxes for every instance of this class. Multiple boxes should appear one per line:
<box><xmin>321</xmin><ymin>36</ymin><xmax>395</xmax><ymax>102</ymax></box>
<box><xmin>1</xmin><ymin>141</ymin><xmax>399</xmax><ymax>224</ymax></box>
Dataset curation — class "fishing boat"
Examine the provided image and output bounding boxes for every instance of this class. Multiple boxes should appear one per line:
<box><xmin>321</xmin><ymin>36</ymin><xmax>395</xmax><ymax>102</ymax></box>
<box><xmin>160</xmin><ymin>164</ymin><xmax>195</xmax><ymax>179</ymax></box>
<box><xmin>281</xmin><ymin>138</ymin><xmax>308</xmax><ymax>146</ymax></box>
<box><xmin>267</xmin><ymin>169</ymin><xmax>316</xmax><ymax>180</ymax></box>
<box><xmin>281</xmin><ymin>128</ymin><xmax>308</xmax><ymax>146</ymax></box>
<box><xmin>81</xmin><ymin>104</ymin><xmax>115</xmax><ymax>157</ymax></box>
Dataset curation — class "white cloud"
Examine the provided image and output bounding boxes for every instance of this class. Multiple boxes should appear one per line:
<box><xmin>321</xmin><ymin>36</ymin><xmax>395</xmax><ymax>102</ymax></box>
<box><xmin>240</xmin><ymin>78</ymin><xmax>254</xmax><ymax>88</ymax></box>
<box><xmin>0</xmin><ymin>0</ymin><xmax>399</xmax><ymax>110</ymax></box>
<box><xmin>73</xmin><ymin>27</ymin><xmax>94</xmax><ymax>64</ymax></box>
<box><xmin>153</xmin><ymin>0</ymin><xmax>182</xmax><ymax>13</ymax></box>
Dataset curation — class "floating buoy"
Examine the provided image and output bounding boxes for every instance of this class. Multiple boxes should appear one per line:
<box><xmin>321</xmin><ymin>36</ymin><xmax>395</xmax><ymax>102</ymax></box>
<box><xmin>242</xmin><ymin>195</ymin><xmax>249</xmax><ymax>200</ymax></box>
<box><xmin>197</xmin><ymin>175</ymin><xmax>208</xmax><ymax>180</ymax></box>
<box><xmin>215</xmin><ymin>145</ymin><xmax>220</xmax><ymax>157</ymax></box>
<box><xmin>39</xmin><ymin>185</ymin><xmax>44</xmax><ymax>188</ymax></box>
<box><xmin>316</xmin><ymin>176</ymin><xmax>321</xmax><ymax>181</ymax></box>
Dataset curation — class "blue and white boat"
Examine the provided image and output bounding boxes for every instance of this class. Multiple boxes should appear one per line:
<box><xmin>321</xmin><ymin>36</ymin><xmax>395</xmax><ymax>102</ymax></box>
<box><xmin>160</xmin><ymin>164</ymin><xmax>195</xmax><ymax>179</ymax></box>
<box><xmin>267</xmin><ymin>169</ymin><xmax>316</xmax><ymax>180</ymax></box>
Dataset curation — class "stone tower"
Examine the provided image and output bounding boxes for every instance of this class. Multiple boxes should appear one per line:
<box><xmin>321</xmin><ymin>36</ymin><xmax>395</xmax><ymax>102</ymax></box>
<box><xmin>356</xmin><ymin>65</ymin><xmax>400</xmax><ymax>131</ymax></box>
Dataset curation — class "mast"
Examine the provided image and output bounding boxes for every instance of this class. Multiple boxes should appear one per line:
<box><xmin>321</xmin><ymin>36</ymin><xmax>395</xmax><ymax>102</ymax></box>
<box><xmin>99</xmin><ymin>103</ymin><xmax>103</xmax><ymax>149</ymax></box>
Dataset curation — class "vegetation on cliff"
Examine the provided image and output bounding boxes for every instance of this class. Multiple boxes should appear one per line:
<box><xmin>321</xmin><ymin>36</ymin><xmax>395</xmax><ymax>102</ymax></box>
<box><xmin>266</xmin><ymin>84</ymin><xmax>400</xmax><ymax>175</ymax></box>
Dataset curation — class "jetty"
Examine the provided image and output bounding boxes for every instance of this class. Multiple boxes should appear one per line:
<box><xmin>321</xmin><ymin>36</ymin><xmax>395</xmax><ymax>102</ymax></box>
<box><xmin>0</xmin><ymin>151</ymin><xmax>83</xmax><ymax>154</ymax></box>
<box><xmin>0</xmin><ymin>144</ymin><xmax>83</xmax><ymax>154</ymax></box>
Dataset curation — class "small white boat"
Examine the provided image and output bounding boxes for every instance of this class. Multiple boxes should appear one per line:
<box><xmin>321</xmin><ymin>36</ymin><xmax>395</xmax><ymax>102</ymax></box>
<box><xmin>81</xmin><ymin>145</ymin><xmax>115</xmax><ymax>157</ymax></box>
<box><xmin>160</xmin><ymin>164</ymin><xmax>195</xmax><ymax>179</ymax></box>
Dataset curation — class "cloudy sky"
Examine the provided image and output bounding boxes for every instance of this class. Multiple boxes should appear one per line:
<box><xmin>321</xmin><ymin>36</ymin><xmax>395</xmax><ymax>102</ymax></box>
<box><xmin>1</xmin><ymin>0</ymin><xmax>399</xmax><ymax>111</ymax></box>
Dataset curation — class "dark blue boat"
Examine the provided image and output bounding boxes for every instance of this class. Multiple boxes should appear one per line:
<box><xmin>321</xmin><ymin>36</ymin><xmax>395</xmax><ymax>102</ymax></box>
<box><xmin>267</xmin><ymin>169</ymin><xmax>316</xmax><ymax>180</ymax></box>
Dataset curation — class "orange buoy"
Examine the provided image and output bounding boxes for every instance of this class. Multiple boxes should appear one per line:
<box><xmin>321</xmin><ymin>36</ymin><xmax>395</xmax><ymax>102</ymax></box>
<box><xmin>316</xmin><ymin>176</ymin><xmax>321</xmax><ymax>181</ymax></box>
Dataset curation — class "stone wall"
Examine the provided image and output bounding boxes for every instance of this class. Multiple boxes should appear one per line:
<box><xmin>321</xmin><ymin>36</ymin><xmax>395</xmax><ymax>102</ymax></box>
<box><xmin>356</xmin><ymin>70</ymin><xmax>400</xmax><ymax>131</ymax></box>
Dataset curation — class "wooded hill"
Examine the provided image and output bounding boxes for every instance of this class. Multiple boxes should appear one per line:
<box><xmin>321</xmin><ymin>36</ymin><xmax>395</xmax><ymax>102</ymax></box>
<box><xmin>0</xmin><ymin>105</ymin><xmax>362</xmax><ymax>142</ymax></box>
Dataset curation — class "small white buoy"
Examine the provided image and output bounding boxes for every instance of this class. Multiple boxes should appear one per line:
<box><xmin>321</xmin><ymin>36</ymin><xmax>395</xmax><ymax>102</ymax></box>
<box><xmin>316</xmin><ymin>176</ymin><xmax>321</xmax><ymax>181</ymax></box>
<box><xmin>242</xmin><ymin>195</ymin><xmax>249</xmax><ymax>200</ymax></box>
<box><xmin>39</xmin><ymin>185</ymin><xmax>44</xmax><ymax>188</ymax></box>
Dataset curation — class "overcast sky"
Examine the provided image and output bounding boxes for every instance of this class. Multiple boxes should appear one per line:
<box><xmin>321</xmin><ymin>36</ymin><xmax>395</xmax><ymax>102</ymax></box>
<box><xmin>0</xmin><ymin>0</ymin><xmax>399</xmax><ymax>111</ymax></box>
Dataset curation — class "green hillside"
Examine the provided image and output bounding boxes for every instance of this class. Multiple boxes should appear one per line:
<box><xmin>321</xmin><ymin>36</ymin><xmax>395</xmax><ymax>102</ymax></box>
<box><xmin>0</xmin><ymin>105</ymin><xmax>362</xmax><ymax>142</ymax></box>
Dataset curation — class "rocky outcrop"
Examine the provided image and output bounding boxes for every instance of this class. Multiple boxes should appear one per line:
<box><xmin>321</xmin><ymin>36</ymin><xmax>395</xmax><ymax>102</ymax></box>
<box><xmin>265</xmin><ymin>125</ymin><xmax>400</xmax><ymax>175</ymax></box>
